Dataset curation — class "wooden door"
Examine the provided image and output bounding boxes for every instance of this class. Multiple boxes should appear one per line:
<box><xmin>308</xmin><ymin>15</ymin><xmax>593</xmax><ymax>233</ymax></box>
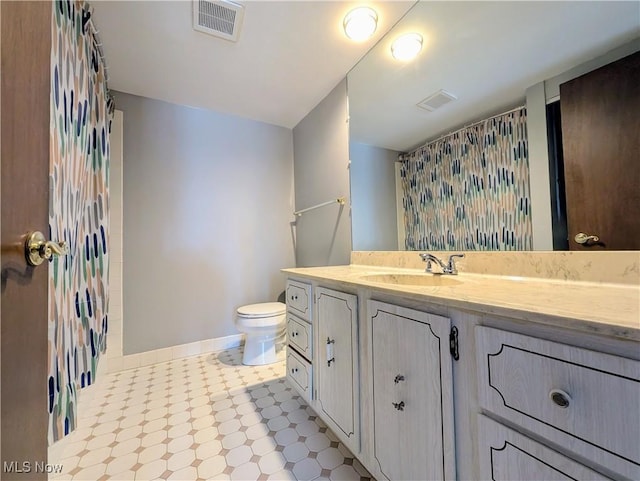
<box><xmin>560</xmin><ymin>52</ymin><xmax>640</xmax><ymax>250</ymax></box>
<box><xmin>1</xmin><ymin>2</ymin><xmax>52</xmax><ymax>478</ymax></box>
<box><xmin>369</xmin><ymin>301</ymin><xmax>456</xmax><ymax>481</ymax></box>
<box><xmin>316</xmin><ymin>287</ymin><xmax>359</xmax><ymax>454</ymax></box>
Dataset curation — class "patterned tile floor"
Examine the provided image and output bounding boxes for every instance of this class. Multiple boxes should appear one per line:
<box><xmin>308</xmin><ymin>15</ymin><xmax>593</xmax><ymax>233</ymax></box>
<box><xmin>49</xmin><ymin>348</ymin><xmax>372</xmax><ymax>481</ymax></box>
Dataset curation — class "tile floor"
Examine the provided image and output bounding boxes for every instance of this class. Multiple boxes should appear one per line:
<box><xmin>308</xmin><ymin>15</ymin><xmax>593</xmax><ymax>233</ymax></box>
<box><xmin>49</xmin><ymin>348</ymin><xmax>372</xmax><ymax>481</ymax></box>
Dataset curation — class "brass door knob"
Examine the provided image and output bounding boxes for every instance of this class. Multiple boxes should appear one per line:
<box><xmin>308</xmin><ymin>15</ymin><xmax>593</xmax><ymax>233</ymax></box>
<box><xmin>25</xmin><ymin>231</ymin><xmax>69</xmax><ymax>266</ymax></box>
<box><xmin>574</xmin><ymin>232</ymin><xmax>600</xmax><ymax>246</ymax></box>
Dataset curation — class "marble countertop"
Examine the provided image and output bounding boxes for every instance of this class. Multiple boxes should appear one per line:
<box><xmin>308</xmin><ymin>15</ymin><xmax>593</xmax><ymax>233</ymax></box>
<box><xmin>282</xmin><ymin>265</ymin><xmax>640</xmax><ymax>342</ymax></box>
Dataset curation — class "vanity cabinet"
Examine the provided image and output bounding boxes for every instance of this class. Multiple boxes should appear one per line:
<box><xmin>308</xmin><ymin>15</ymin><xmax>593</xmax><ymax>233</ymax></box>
<box><xmin>367</xmin><ymin>301</ymin><xmax>456</xmax><ymax>481</ymax></box>
<box><xmin>315</xmin><ymin>287</ymin><xmax>360</xmax><ymax>454</ymax></box>
<box><xmin>284</xmin><ymin>271</ymin><xmax>639</xmax><ymax>481</ymax></box>
<box><xmin>476</xmin><ymin>326</ymin><xmax>640</xmax><ymax>480</ymax></box>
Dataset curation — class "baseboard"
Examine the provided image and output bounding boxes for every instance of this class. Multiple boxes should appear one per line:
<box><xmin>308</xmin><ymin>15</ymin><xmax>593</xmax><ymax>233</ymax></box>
<box><xmin>100</xmin><ymin>333</ymin><xmax>244</xmax><ymax>373</ymax></box>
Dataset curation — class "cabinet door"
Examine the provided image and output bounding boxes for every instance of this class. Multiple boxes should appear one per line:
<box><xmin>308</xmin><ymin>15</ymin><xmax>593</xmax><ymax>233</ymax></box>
<box><xmin>478</xmin><ymin>415</ymin><xmax>612</xmax><ymax>480</ymax></box>
<box><xmin>316</xmin><ymin>287</ymin><xmax>359</xmax><ymax>453</ymax></box>
<box><xmin>369</xmin><ymin>301</ymin><xmax>456</xmax><ymax>481</ymax></box>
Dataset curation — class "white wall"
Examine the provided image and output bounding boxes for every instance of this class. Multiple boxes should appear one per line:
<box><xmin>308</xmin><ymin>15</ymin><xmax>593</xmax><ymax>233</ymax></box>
<box><xmin>114</xmin><ymin>92</ymin><xmax>295</xmax><ymax>355</ymax></box>
<box><xmin>292</xmin><ymin>80</ymin><xmax>351</xmax><ymax>267</ymax></box>
<box><xmin>350</xmin><ymin>142</ymin><xmax>399</xmax><ymax>251</ymax></box>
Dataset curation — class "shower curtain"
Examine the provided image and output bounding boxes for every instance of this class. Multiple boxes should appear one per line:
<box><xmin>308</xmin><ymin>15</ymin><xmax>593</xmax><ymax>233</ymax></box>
<box><xmin>48</xmin><ymin>0</ymin><xmax>113</xmax><ymax>444</ymax></box>
<box><xmin>400</xmin><ymin>107</ymin><xmax>532</xmax><ymax>251</ymax></box>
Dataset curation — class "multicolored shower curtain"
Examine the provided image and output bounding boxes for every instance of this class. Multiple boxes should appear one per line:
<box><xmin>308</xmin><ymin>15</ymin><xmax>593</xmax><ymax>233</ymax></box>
<box><xmin>48</xmin><ymin>0</ymin><xmax>113</xmax><ymax>444</ymax></box>
<box><xmin>400</xmin><ymin>107</ymin><xmax>532</xmax><ymax>251</ymax></box>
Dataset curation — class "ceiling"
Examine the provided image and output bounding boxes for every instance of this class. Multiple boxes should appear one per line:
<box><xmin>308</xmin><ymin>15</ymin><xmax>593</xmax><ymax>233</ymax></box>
<box><xmin>91</xmin><ymin>1</ymin><xmax>415</xmax><ymax>129</ymax></box>
<box><xmin>347</xmin><ymin>1</ymin><xmax>640</xmax><ymax>152</ymax></box>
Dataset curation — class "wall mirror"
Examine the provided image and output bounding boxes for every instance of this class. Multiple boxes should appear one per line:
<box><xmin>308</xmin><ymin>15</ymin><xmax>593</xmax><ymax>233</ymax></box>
<box><xmin>348</xmin><ymin>1</ymin><xmax>639</xmax><ymax>251</ymax></box>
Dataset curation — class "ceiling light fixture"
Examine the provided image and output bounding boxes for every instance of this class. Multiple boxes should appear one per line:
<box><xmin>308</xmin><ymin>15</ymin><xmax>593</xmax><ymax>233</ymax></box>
<box><xmin>391</xmin><ymin>33</ymin><xmax>423</xmax><ymax>61</ymax></box>
<box><xmin>343</xmin><ymin>7</ymin><xmax>378</xmax><ymax>41</ymax></box>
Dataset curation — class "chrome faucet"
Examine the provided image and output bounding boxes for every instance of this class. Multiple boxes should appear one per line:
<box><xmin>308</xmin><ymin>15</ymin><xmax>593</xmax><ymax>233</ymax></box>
<box><xmin>419</xmin><ymin>253</ymin><xmax>465</xmax><ymax>275</ymax></box>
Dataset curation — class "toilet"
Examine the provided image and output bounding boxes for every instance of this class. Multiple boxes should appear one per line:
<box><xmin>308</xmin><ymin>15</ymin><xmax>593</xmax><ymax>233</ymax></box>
<box><xmin>235</xmin><ymin>302</ymin><xmax>286</xmax><ymax>366</ymax></box>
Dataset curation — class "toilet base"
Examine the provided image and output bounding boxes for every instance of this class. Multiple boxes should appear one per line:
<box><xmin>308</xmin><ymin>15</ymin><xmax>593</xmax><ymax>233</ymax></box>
<box><xmin>242</xmin><ymin>333</ymin><xmax>278</xmax><ymax>365</ymax></box>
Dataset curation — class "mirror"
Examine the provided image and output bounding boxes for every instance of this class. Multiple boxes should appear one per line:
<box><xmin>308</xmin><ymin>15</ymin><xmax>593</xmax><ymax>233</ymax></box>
<box><xmin>348</xmin><ymin>1</ymin><xmax>639</xmax><ymax>251</ymax></box>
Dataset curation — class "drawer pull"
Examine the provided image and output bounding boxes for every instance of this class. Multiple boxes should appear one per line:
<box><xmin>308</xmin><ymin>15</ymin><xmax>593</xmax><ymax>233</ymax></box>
<box><xmin>549</xmin><ymin>389</ymin><xmax>572</xmax><ymax>408</ymax></box>
<box><xmin>394</xmin><ymin>374</ymin><xmax>405</xmax><ymax>384</ymax></box>
<box><xmin>291</xmin><ymin>367</ymin><xmax>299</xmax><ymax>374</ymax></box>
<box><xmin>291</xmin><ymin>331</ymin><xmax>298</xmax><ymax>338</ymax></box>
<box><xmin>392</xmin><ymin>401</ymin><xmax>405</xmax><ymax>411</ymax></box>
<box><xmin>290</xmin><ymin>294</ymin><xmax>299</xmax><ymax>301</ymax></box>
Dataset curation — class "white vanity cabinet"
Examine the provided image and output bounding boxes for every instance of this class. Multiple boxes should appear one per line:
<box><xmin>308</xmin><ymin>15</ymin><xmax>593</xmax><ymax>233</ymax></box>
<box><xmin>366</xmin><ymin>301</ymin><xmax>456</xmax><ymax>481</ymax></box>
<box><xmin>476</xmin><ymin>326</ymin><xmax>640</xmax><ymax>480</ymax></box>
<box><xmin>315</xmin><ymin>287</ymin><xmax>360</xmax><ymax>454</ymax></box>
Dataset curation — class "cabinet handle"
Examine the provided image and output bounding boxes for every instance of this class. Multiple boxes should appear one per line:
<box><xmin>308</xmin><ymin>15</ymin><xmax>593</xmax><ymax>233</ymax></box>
<box><xmin>394</xmin><ymin>374</ymin><xmax>405</xmax><ymax>384</ymax></box>
<box><xmin>392</xmin><ymin>401</ymin><xmax>405</xmax><ymax>411</ymax></box>
<box><xmin>291</xmin><ymin>331</ymin><xmax>298</xmax><ymax>338</ymax></box>
<box><xmin>549</xmin><ymin>389</ymin><xmax>572</xmax><ymax>408</ymax></box>
<box><xmin>326</xmin><ymin>338</ymin><xmax>335</xmax><ymax>367</ymax></box>
<box><xmin>291</xmin><ymin>367</ymin><xmax>298</xmax><ymax>374</ymax></box>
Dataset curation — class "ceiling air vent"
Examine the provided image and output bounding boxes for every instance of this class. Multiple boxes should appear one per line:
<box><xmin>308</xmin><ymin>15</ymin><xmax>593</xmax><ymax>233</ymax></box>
<box><xmin>417</xmin><ymin>90</ymin><xmax>457</xmax><ymax>112</ymax></box>
<box><xmin>193</xmin><ymin>0</ymin><xmax>244</xmax><ymax>42</ymax></box>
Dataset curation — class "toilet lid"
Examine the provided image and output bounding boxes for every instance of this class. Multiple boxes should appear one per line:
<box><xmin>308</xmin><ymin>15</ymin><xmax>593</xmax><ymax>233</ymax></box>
<box><xmin>237</xmin><ymin>302</ymin><xmax>286</xmax><ymax>318</ymax></box>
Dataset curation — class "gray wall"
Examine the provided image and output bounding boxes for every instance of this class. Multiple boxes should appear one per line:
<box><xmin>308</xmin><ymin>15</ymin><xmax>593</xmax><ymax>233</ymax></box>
<box><xmin>292</xmin><ymin>80</ymin><xmax>351</xmax><ymax>267</ymax></box>
<box><xmin>114</xmin><ymin>92</ymin><xmax>295</xmax><ymax>355</ymax></box>
<box><xmin>350</xmin><ymin>142</ymin><xmax>399</xmax><ymax>251</ymax></box>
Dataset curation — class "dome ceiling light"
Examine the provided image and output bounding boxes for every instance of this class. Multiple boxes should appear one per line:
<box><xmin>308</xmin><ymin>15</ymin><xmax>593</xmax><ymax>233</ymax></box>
<box><xmin>343</xmin><ymin>7</ymin><xmax>378</xmax><ymax>41</ymax></box>
<box><xmin>391</xmin><ymin>33</ymin><xmax>423</xmax><ymax>61</ymax></box>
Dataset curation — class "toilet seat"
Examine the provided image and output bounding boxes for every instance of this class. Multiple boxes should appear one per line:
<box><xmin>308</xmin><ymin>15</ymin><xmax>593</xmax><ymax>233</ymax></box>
<box><xmin>237</xmin><ymin>302</ymin><xmax>286</xmax><ymax>318</ymax></box>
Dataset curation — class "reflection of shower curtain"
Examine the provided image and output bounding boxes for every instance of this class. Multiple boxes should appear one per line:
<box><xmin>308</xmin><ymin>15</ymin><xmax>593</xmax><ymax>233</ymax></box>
<box><xmin>400</xmin><ymin>107</ymin><xmax>532</xmax><ymax>251</ymax></box>
<box><xmin>48</xmin><ymin>0</ymin><xmax>113</xmax><ymax>444</ymax></box>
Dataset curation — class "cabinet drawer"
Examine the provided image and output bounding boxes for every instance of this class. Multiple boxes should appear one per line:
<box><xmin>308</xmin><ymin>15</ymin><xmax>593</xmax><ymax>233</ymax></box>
<box><xmin>285</xmin><ymin>280</ymin><xmax>312</xmax><ymax>321</ymax></box>
<box><xmin>476</xmin><ymin>326</ymin><xmax>640</xmax><ymax>480</ymax></box>
<box><xmin>478</xmin><ymin>415</ymin><xmax>612</xmax><ymax>480</ymax></box>
<box><xmin>286</xmin><ymin>348</ymin><xmax>312</xmax><ymax>404</ymax></box>
<box><xmin>287</xmin><ymin>314</ymin><xmax>312</xmax><ymax>360</ymax></box>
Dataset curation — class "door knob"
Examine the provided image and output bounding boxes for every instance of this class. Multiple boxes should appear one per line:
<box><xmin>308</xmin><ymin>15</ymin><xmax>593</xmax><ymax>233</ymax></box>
<box><xmin>25</xmin><ymin>231</ymin><xmax>69</xmax><ymax>266</ymax></box>
<box><xmin>574</xmin><ymin>232</ymin><xmax>600</xmax><ymax>246</ymax></box>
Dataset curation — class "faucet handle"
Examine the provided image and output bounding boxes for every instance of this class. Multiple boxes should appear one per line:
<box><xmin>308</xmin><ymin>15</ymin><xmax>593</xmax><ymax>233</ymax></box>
<box><xmin>447</xmin><ymin>254</ymin><xmax>465</xmax><ymax>275</ymax></box>
<box><xmin>419</xmin><ymin>253</ymin><xmax>434</xmax><ymax>273</ymax></box>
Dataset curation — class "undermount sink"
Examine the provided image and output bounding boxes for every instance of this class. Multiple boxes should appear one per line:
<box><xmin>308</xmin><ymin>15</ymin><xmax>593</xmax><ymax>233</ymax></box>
<box><xmin>361</xmin><ymin>273</ymin><xmax>462</xmax><ymax>287</ymax></box>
